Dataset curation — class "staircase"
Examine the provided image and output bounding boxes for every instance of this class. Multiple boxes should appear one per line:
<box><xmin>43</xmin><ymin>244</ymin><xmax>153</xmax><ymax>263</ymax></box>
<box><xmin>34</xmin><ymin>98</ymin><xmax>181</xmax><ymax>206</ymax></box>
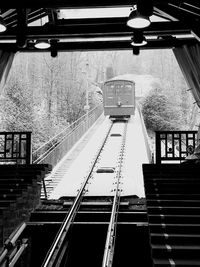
<box><xmin>0</xmin><ymin>164</ymin><xmax>51</xmax><ymax>251</ymax></box>
<box><xmin>143</xmin><ymin>163</ymin><xmax>200</xmax><ymax>267</ymax></box>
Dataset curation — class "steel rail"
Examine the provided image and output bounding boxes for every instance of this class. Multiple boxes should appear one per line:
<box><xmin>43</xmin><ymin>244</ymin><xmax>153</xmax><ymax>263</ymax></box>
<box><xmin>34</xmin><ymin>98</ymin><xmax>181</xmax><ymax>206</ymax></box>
<box><xmin>9</xmin><ymin>240</ymin><xmax>28</xmax><ymax>267</ymax></box>
<box><xmin>102</xmin><ymin>121</ymin><xmax>127</xmax><ymax>267</ymax></box>
<box><xmin>0</xmin><ymin>222</ymin><xmax>27</xmax><ymax>265</ymax></box>
<box><xmin>42</xmin><ymin>121</ymin><xmax>113</xmax><ymax>267</ymax></box>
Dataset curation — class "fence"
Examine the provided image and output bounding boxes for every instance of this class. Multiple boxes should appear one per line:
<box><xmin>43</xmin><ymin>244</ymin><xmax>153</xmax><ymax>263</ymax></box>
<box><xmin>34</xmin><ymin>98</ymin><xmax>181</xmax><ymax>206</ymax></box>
<box><xmin>32</xmin><ymin>104</ymin><xmax>103</xmax><ymax>168</ymax></box>
<box><xmin>0</xmin><ymin>132</ymin><xmax>31</xmax><ymax>164</ymax></box>
<box><xmin>155</xmin><ymin>131</ymin><xmax>197</xmax><ymax>164</ymax></box>
<box><xmin>137</xmin><ymin>104</ymin><xmax>153</xmax><ymax>163</ymax></box>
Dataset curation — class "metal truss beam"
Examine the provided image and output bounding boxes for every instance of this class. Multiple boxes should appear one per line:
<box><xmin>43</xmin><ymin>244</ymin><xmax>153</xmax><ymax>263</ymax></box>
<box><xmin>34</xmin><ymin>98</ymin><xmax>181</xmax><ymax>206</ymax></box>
<box><xmin>0</xmin><ymin>38</ymin><xmax>196</xmax><ymax>52</ymax></box>
<box><xmin>0</xmin><ymin>21</ymin><xmax>192</xmax><ymax>40</ymax></box>
<box><xmin>0</xmin><ymin>0</ymin><xmax>195</xmax><ymax>9</ymax></box>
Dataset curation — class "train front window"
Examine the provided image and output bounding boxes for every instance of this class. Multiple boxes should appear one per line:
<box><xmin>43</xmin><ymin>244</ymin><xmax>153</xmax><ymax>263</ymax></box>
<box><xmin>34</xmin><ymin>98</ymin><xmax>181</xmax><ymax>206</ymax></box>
<box><xmin>115</xmin><ymin>83</ymin><xmax>123</xmax><ymax>94</ymax></box>
<box><xmin>106</xmin><ymin>84</ymin><xmax>115</xmax><ymax>96</ymax></box>
<box><xmin>123</xmin><ymin>83</ymin><xmax>132</xmax><ymax>95</ymax></box>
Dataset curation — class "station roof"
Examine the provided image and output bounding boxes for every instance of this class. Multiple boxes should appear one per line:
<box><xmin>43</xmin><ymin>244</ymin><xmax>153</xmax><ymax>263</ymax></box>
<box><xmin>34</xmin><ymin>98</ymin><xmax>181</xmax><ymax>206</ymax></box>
<box><xmin>0</xmin><ymin>0</ymin><xmax>199</xmax><ymax>52</ymax></box>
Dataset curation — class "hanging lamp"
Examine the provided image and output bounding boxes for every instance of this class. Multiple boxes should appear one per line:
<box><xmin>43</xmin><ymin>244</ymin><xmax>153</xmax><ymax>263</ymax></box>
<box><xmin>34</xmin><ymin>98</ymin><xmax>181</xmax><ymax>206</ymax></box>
<box><xmin>131</xmin><ymin>35</ymin><xmax>147</xmax><ymax>46</ymax></box>
<box><xmin>0</xmin><ymin>16</ymin><xmax>7</xmax><ymax>32</ymax></box>
<box><xmin>127</xmin><ymin>10</ymin><xmax>151</xmax><ymax>29</ymax></box>
<box><xmin>131</xmin><ymin>30</ymin><xmax>147</xmax><ymax>46</ymax></box>
<box><xmin>34</xmin><ymin>40</ymin><xmax>50</xmax><ymax>49</ymax></box>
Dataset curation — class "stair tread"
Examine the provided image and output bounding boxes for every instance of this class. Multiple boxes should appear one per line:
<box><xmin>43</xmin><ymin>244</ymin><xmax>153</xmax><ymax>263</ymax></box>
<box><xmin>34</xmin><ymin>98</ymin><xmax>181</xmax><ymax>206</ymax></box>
<box><xmin>150</xmin><ymin>223</ymin><xmax>200</xmax><ymax>226</ymax></box>
<box><xmin>147</xmin><ymin>200</ymin><xmax>200</xmax><ymax>202</ymax></box>
<box><xmin>143</xmin><ymin>164</ymin><xmax>200</xmax><ymax>265</ymax></box>
<box><xmin>152</xmin><ymin>244</ymin><xmax>200</xmax><ymax>250</ymax></box>
<box><xmin>153</xmin><ymin>258</ymin><xmax>200</xmax><ymax>265</ymax></box>
<box><xmin>149</xmin><ymin>206</ymin><xmax>200</xmax><ymax>209</ymax></box>
<box><xmin>151</xmin><ymin>233</ymin><xmax>200</xmax><ymax>238</ymax></box>
<box><xmin>149</xmin><ymin>214</ymin><xmax>200</xmax><ymax>217</ymax></box>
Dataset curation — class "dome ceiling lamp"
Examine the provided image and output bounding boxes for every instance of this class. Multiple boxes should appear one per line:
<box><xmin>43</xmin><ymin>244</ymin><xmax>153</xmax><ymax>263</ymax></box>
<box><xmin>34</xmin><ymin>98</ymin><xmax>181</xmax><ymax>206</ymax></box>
<box><xmin>127</xmin><ymin>9</ymin><xmax>151</xmax><ymax>29</ymax></box>
<box><xmin>34</xmin><ymin>16</ymin><xmax>51</xmax><ymax>49</ymax></box>
<box><xmin>34</xmin><ymin>40</ymin><xmax>51</xmax><ymax>49</ymax></box>
<box><xmin>0</xmin><ymin>15</ymin><xmax>7</xmax><ymax>33</ymax></box>
<box><xmin>127</xmin><ymin>0</ymin><xmax>153</xmax><ymax>29</ymax></box>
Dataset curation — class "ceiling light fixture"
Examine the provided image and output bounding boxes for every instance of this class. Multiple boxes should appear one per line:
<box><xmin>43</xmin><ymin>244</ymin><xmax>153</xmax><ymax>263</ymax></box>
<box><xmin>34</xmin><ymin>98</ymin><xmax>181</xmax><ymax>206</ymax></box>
<box><xmin>131</xmin><ymin>31</ymin><xmax>147</xmax><ymax>46</ymax></box>
<box><xmin>131</xmin><ymin>36</ymin><xmax>147</xmax><ymax>46</ymax></box>
<box><xmin>0</xmin><ymin>16</ymin><xmax>7</xmax><ymax>32</ymax></box>
<box><xmin>127</xmin><ymin>9</ymin><xmax>151</xmax><ymax>29</ymax></box>
<box><xmin>50</xmin><ymin>39</ymin><xmax>58</xmax><ymax>57</ymax></box>
<box><xmin>132</xmin><ymin>46</ymin><xmax>140</xmax><ymax>55</ymax></box>
<box><xmin>34</xmin><ymin>40</ymin><xmax>50</xmax><ymax>49</ymax></box>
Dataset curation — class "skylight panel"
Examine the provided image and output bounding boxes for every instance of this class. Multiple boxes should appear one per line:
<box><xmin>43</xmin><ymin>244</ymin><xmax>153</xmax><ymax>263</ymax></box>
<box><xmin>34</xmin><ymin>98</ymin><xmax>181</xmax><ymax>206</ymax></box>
<box><xmin>58</xmin><ymin>8</ymin><xmax>131</xmax><ymax>19</ymax></box>
<box><xmin>28</xmin><ymin>16</ymin><xmax>49</xmax><ymax>26</ymax></box>
<box><xmin>58</xmin><ymin>8</ymin><xmax>168</xmax><ymax>22</ymax></box>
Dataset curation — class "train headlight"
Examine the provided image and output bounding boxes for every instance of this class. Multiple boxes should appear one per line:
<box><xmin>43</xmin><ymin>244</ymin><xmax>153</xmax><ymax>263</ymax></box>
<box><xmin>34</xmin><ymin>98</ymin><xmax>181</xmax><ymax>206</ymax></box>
<box><xmin>117</xmin><ymin>101</ymin><xmax>122</xmax><ymax>107</ymax></box>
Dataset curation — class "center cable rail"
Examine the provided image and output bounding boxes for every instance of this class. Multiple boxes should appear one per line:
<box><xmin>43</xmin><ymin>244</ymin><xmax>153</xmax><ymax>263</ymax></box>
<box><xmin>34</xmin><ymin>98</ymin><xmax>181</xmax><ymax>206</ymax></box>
<box><xmin>42</xmin><ymin>121</ymin><xmax>114</xmax><ymax>267</ymax></box>
<box><xmin>102</xmin><ymin>121</ymin><xmax>128</xmax><ymax>267</ymax></box>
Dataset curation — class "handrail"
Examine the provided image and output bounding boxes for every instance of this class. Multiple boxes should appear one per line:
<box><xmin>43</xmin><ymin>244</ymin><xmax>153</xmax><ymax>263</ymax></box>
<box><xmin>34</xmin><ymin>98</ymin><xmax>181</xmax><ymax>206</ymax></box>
<box><xmin>136</xmin><ymin>103</ymin><xmax>153</xmax><ymax>163</ymax></box>
<box><xmin>33</xmin><ymin>124</ymin><xmax>81</xmax><ymax>164</ymax></box>
<box><xmin>33</xmin><ymin>104</ymin><xmax>102</xmax><ymax>159</ymax></box>
<box><xmin>0</xmin><ymin>132</ymin><xmax>31</xmax><ymax>164</ymax></box>
<box><xmin>0</xmin><ymin>222</ymin><xmax>27</xmax><ymax>265</ymax></box>
<box><xmin>32</xmin><ymin>104</ymin><xmax>103</xmax><ymax>166</ymax></box>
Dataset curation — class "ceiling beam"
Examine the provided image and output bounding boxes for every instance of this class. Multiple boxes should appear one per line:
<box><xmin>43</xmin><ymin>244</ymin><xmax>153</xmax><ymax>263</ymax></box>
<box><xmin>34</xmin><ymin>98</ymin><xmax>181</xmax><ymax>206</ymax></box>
<box><xmin>0</xmin><ymin>38</ymin><xmax>197</xmax><ymax>52</ymax></box>
<box><xmin>0</xmin><ymin>0</ymin><xmax>188</xmax><ymax>9</ymax></box>
<box><xmin>183</xmin><ymin>1</ymin><xmax>200</xmax><ymax>10</ymax></box>
<box><xmin>4</xmin><ymin>8</ymin><xmax>46</xmax><ymax>27</ymax></box>
<box><xmin>46</xmin><ymin>8</ymin><xmax>57</xmax><ymax>25</ymax></box>
<box><xmin>191</xmin><ymin>27</ymin><xmax>200</xmax><ymax>42</ymax></box>
<box><xmin>0</xmin><ymin>21</ymin><xmax>191</xmax><ymax>41</ymax></box>
<box><xmin>153</xmin><ymin>6</ymin><xmax>178</xmax><ymax>21</ymax></box>
<box><xmin>16</xmin><ymin>8</ymin><xmax>28</xmax><ymax>48</ymax></box>
<box><xmin>153</xmin><ymin>3</ymin><xmax>199</xmax><ymax>25</ymax></box>
<box><xmin>168</xmin><ymin>3</ymin><xmax>200</xmax><ymax>17</ymax></box>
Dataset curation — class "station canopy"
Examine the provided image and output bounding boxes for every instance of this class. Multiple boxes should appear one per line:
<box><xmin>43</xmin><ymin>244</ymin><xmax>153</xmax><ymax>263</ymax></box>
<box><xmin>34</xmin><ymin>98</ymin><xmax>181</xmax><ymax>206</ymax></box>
<box><xmin>0</xmin><ymin>1</ymin><xmax>200</xmax><ymax>106</ymax></box>
<box><xmin>0</xmin><ymin>0</ymin><xmax>199</xmax><ymax>51</ymax></box>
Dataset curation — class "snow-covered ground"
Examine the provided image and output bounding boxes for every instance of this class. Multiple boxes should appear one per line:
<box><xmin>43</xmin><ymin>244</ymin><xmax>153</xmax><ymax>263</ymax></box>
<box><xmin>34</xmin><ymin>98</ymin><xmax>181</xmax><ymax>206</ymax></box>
<box><xmin>50</xmin><ymin>108</ymin><xmax>150</xmax><ymax>199</ymax></box>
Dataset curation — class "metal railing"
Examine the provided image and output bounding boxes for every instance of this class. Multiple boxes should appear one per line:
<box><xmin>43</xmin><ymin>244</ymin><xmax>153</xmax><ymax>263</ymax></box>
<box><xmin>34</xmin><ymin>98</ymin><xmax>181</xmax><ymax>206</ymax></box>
<box><xmin>0</xmin><ymin>132</ymin><xmax>31</xmax><ymax>164</ymax></box>
<box><xmin>137</xmin><ymin>104</ymin><xmax>153</xmax><ymax>163</ymax></box>
<box><xmin>0</xmin><ymin>223</ymin><xmax>28</xmax><ymax>267</ymax></box>
<box><xmin>155</xmin><ymin>131</ymin><xmax>197</xmax><ymax>164</ymax></box>
<box><xmin>32</xmin><ymin>104</ymin><xmax>103</xmax><ymax>168</ymax></box>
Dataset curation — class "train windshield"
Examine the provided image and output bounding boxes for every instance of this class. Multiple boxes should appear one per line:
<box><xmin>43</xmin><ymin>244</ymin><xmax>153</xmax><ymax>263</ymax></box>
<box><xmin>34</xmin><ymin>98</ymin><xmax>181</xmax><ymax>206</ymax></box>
<box><xmin>124</xmin><ymin>83</ymin><xmax>132</xmax><ymax>95</ymax></box>
<box><xmin>107</xmin><ymin>84</ymin><xmax>115</xmax><ymax>95</ymax></box>
<box><xmin>115</xmin><ymin>83</ymin><xmax>124</xmax><ymax>94</ymax></box>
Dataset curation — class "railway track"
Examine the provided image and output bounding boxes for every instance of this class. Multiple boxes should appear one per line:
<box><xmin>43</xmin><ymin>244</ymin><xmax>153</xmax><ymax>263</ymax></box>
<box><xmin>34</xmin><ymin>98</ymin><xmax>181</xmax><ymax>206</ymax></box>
<box><xmin>42</xmin><ymin>120</ymin><xmax>128</xmax><ymax>267</ymax></box>
<box><xmin>102</xmin><ymin>121</ymin><xmax>127</xmax><ymax>267</ymax></box>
